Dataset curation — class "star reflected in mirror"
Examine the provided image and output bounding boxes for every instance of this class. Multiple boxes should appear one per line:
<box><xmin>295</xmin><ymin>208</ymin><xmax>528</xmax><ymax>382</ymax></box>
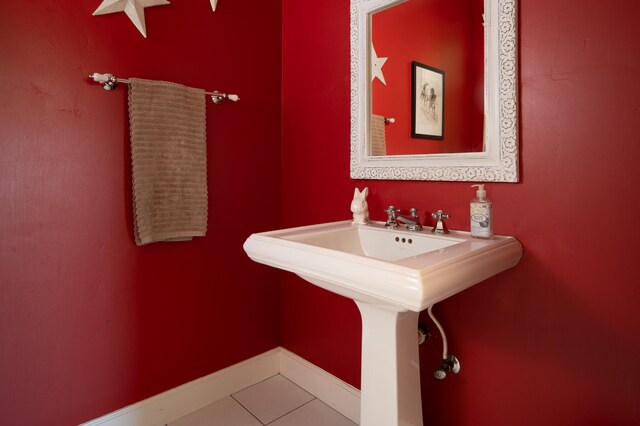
<box><xmin>371</xmin><ymin>43</ymin><xmax>388</xmax><ymax>85</ymax></box>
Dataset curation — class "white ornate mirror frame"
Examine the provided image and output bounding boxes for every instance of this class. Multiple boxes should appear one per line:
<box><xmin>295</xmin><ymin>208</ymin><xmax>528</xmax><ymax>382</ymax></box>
<box><xmin>350</xmin><ymin>0</ymin><xmax>519</xmax><ymax>182</ymax></box>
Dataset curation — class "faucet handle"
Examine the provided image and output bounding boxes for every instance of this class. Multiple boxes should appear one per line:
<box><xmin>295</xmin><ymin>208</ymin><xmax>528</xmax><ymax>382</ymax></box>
<box><xmin>431</xmin><ymin>210</ymin><xmax>450</xmax><ymax>234</ymax></box>
<box><xmin>431</xmin><ymin>210</ymin><xmax>450</xmax><ymax>220</ymax></box>
<box><xmin>384</xmin><ymin>206</ymin><xmax>400</xmax><ymax>215</ymax></box>
<box><xmin>384</xmin><ymin>206</ymin><xmax>400</xmax><ymax>228</ymax></box>
<box><xmin>409</xmin><ymin>207</ymin><xmax>419</xmax><ymax>218</ymax></box>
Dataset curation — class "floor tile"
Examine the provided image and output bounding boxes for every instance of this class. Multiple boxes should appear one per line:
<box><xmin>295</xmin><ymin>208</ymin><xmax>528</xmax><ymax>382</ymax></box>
<box><xmin>269</xmin><ymin>399</ymin><xmax>357</xmax><ymax>426</ymax></box>
<box><xmin>232</xmin><ymin>375</ymin><xmax>315</xmax><ymax>424</ymax></box>
<box><xmin>168</xmin><ymin>396</ymin><xmax>262</xmax><ymax>426</ymax></box>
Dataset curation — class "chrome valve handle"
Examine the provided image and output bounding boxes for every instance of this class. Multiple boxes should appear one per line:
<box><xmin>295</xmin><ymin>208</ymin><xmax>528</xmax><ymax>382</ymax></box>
<box><xmin>431</xmin><ymin>210</ymin><xmax>450</xmax><ymax>234</ymax></box>
<box><xmin>384</xmin><ymin>206</ymin><xmax>400</xmax><ymax>228</ymax></box>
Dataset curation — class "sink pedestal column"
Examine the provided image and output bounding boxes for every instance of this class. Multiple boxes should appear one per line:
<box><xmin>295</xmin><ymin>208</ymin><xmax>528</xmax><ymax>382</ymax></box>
<box><xmin>355</xmin><ymin>301</ymin><xmax>422</xmax><ymax>426</ymax></box>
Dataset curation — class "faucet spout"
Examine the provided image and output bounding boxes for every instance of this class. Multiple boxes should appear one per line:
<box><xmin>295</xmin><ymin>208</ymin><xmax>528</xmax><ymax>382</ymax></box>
<box><xmin>397</xmin><ymin>208</ymin><xmax>423</xmax><ymax>231</ymax></box>
<box><xmin>397</xmin><ymin>216</ymin><xmax>423</xmax><ymax>231</ymax></box>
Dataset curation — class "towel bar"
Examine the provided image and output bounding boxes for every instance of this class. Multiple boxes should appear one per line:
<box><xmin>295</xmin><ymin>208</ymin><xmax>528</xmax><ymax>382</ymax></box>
<box><xmin>89</xmin><ymin>72</ymin><xmax>240</xmax><ymax>104</ymax></box>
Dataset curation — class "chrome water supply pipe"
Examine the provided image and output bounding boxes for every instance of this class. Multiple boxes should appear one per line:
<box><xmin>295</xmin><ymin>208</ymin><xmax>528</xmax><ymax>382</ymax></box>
<box><xmin>428</xmin><ymin>305</ymin><xmax>461</xmax><ymax>380</ymax></box>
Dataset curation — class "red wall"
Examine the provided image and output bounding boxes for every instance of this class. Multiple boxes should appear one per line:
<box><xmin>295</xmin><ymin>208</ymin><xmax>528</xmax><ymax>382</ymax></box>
<box><xmin>3</xmin><ymin>0</ymin><xmax>640</xmax><ymax>424</ymax></box>
<box><xmin>372</xmin><ymin>0</ymin><xmax>484</xmax><ymax>154</ymax></box>
<box><xmin>0</xmin><ymin>1</ymin><xmax>281</xmax><ymax>424</ymax></box>
<box><xmin>282</xmin><ymin>0</ymin><xmax>640</xmax><ymax>424</ymax></box>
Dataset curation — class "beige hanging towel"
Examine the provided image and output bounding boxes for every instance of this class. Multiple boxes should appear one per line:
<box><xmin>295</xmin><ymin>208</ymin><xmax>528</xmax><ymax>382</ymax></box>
<box><xmin>370</xmin><ymin>114</ymin><xmax>387</xmax><ymax>156</ymax></box>
<box><xmin>128</xmin><ymin>78</ymin><xmax>208</xmax><ymax>246</ymax></box>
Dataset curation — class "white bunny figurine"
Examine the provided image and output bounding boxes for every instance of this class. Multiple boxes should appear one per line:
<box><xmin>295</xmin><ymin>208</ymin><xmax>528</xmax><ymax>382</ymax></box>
<box><xmin>351</xmin><ymin>187</ymin><xmax>370</xmax><ymax>225</ymax></box>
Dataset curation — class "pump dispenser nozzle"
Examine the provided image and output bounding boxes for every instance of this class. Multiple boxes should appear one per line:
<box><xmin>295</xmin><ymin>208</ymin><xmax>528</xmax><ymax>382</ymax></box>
<box><xmin>471</xmin><ymin>184</ymin><xmax>486</xmax><ymax>200</ymax></box>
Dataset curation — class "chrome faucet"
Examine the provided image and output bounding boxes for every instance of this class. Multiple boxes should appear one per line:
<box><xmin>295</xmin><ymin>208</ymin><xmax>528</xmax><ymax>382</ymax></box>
<box><xmin>431</xmin><ymin>210</ymin><xmax>450</xmax><ymax>234</ymax></box>
<box><xmin>397</xmin><ymin>208</ymin><xmax>423</xmax><ymax>231</ymax></box>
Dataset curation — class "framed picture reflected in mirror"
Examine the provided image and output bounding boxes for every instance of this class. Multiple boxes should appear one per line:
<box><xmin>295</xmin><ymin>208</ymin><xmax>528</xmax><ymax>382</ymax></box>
<box><xmin>411</xmin><ymin>61</ymin><xmax>444</xmax><ymax>140</ymax></box>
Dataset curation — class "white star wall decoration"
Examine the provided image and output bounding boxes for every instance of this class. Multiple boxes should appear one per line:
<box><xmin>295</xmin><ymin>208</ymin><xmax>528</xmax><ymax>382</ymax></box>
<box><xmin>93</xmin><ymin>0</ymin><xmax>171</xmax><ymax>38</ymax></box>
<box><xmin>210</xmin><ymin>0</ymin><xmax>218</xmax><ymax>11</ymax></box>
<box><xmin>371</xmin><ymin>43</ymin><xmax>388</xmax><ymax>85</ymax></box>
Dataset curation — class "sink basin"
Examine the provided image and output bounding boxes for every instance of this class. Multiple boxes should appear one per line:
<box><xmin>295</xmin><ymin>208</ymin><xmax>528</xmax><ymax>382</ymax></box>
<box><xmin>244</xmin><ymin>220</ymin><xmax>522</xmax><ymax>426</ymax></box>
<box><xmin>244</xmin><ymin>220</ymin><xmax>522</xmax><ymax>312</ymax></box>
<box><xmin>283</xmin><ymin>221</ymin><xmax>460</xmax><ymax>261</ymax></box>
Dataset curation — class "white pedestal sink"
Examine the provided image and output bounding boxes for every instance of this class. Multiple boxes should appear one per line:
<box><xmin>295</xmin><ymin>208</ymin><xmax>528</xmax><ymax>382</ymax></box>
<box><xmin>244</xmin><ymin>221</ymin><xmax>522</xmax><ymax>425</ymax></box>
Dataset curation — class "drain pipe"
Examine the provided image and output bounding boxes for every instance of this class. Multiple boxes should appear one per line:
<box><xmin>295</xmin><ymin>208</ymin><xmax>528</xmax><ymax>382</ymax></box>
<box><xmin>427</xmin><ymin>305</ymin><xmax>461</xmax><ymax>380</ymax></box>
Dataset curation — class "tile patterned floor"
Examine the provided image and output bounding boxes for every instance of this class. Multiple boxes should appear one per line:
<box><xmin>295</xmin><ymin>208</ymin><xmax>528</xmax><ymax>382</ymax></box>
<box><xmin>168</xmin><ymin>375</ymin><xmax>357</xmax><ymax>426</ymax></box>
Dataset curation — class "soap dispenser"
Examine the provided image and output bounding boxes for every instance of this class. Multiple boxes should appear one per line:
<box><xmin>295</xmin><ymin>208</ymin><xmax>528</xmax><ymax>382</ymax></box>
<box><xmin>470</xmin><ymin>184</ymin><xmax>493</xmax><ymax>239</ymax></box>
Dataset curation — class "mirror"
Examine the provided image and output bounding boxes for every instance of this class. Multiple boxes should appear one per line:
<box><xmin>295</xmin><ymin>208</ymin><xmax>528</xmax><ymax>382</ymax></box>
<box><xmin>372</xmin><ymin>0</ymin><xmax>485</xmax><ymax>156</ymax></box>
<box><xmin>350</xmin><ymin>0</ymin><xmax>519</xmax><ymax>182</ymax></box>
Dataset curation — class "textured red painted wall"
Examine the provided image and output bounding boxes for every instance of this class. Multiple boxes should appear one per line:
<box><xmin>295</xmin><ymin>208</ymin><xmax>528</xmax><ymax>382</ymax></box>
<box><xmin>372</xmin><ymin>0</ymin><xmax>484</xmax><ymax>154</ymax></box>
<box><xmin>282</xmin><ymin>0</ymin><xmax>640</xmax><ymax>424</ymax></box>
<box><xmin>0</xmin><ymin>1</ymin><xmax>281</xmax><ymax>424</ymax></box>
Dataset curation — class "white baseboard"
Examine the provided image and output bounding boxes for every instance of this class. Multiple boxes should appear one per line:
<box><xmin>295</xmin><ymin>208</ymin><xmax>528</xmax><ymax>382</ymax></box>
<box><xmin>80</xmin><ymin>347</ymin><xmax>361</xmax><ymax>426</ymax></box>
<box><xmin>279</xmin><ymin>348</ymin><xmax>361</xmax><ymax>425</ymax></box>
<box><xmin>80</xmin><ymin>348</ymin><xmax>281</xmax><ymax>426</ymax></box>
